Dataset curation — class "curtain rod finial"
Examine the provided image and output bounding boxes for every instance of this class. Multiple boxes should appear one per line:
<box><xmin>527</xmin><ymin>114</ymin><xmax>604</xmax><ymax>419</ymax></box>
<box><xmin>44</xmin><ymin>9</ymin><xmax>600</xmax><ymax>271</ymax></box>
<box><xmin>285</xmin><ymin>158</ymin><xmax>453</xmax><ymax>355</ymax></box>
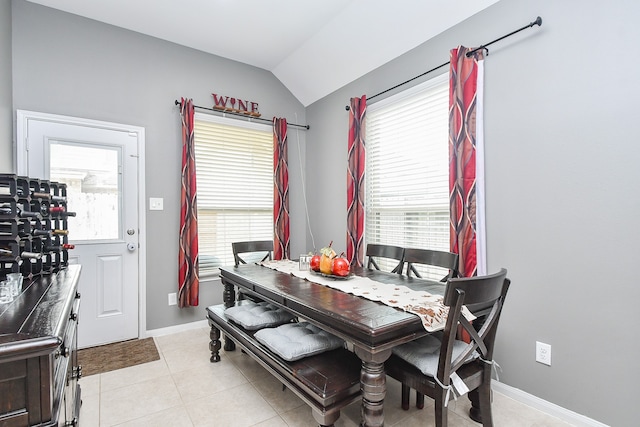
<box><xmin>534</xmin><ymin>16</ymin><xmax>542</xmax><ymax>26</ymax></box>
<box><xmin>345</xmin><ymin>105</ymin><xmax>351</xmax><ymax>111</ymax></box>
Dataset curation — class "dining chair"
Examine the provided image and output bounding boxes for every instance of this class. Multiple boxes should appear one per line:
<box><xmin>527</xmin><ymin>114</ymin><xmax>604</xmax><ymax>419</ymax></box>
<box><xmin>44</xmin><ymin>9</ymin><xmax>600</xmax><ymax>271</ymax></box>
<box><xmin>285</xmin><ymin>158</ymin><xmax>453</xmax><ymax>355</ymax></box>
<box><xmin>232</xmin><ymin>240</ymin><xmax>273</xmax><ymax>266</ymax></box>
<box><xmin>384</xmin><ymin>268</ymin><xmax>510</xmax><ymax>427</ymax></box>
<box><xmin>232</xmin><ymin>240</ymin><xmax>273</xmax><ymax>302</ymax></box>
<box><xmin>403</xmin><ymin>248</ymin><xmax>459</xmax><ymax>282</ymax></box>
<box><xmin>365</xmin><ymin>243</ymin><xmax>405</xmax><ymax>274</ymax></box>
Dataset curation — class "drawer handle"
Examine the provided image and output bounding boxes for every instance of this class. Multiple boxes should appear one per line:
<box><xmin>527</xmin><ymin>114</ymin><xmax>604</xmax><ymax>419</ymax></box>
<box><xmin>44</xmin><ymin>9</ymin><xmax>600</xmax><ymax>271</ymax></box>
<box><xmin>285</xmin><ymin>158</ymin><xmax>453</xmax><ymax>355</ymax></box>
<box><xmin>72</xmin><ymin>365</ymin><xmax>83</xmax><ymax>380</ymax></box>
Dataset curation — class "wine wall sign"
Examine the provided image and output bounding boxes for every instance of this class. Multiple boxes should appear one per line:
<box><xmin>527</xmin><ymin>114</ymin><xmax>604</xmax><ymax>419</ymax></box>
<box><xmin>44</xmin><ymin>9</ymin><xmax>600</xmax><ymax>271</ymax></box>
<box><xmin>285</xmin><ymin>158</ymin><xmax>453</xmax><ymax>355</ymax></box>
<box><xmin>212</xmin><ymin>93</ymin><xmax>261</xmax><ymax>117</ymax></box>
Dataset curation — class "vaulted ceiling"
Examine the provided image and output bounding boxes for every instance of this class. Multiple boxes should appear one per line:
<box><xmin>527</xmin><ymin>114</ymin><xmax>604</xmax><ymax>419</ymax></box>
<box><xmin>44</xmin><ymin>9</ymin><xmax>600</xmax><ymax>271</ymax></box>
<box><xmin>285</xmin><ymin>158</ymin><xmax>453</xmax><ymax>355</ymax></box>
<box><xmin>26</xmin><ymin>0</ymin><xmax>500</xmax><ymax>106</ymax></box>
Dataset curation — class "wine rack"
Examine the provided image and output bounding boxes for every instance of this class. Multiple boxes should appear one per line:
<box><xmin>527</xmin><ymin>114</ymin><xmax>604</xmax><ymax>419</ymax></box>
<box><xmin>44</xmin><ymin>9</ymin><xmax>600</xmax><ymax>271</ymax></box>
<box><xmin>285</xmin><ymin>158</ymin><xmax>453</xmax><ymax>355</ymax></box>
<box><xmin>0</xmin><ymin>173</ymin><xmax>75</xmax><ymax>279</ymax></box>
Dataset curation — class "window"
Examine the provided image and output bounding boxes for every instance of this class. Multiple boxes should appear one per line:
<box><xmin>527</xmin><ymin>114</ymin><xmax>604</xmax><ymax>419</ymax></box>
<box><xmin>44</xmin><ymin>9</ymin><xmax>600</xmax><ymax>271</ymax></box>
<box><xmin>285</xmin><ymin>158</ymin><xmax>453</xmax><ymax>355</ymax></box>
<box><xmin>365</xmin><ymin>73</ymin><xmax>450</xmax><ymax>280</ymax></box>
<box><xmin>194</xmin><ymin>114</ymin><xmax>273</xmax><ymax>277</ymax></box>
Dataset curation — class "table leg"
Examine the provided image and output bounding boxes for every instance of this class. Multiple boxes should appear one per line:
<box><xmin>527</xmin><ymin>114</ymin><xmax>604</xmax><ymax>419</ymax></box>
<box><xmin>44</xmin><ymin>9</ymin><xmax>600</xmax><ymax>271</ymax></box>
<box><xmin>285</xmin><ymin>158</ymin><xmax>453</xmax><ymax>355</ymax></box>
<box><xmin>355</xmin><ymin>348</ymin><xmax>391</xmax><ymax>427</ymax></box>
<box><xmin>208</xmin><ymin>320</ymin><xmax>221</xmax><ymax>363</ymax></box>
<box><xmin>468</xmin><ymin>389</ymin><xmax>482</xmax><ymax>423</ymax></box>
<box><xmin>221</xmin><ymin>278</ymin><xmax>236</xmax><ymax>351</ymax></box>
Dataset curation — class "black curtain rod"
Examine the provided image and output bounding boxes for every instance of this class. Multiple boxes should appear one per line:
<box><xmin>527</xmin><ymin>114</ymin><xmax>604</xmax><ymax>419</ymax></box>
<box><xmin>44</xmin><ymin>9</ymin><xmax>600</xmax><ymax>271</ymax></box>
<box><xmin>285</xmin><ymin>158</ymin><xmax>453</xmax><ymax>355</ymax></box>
<box><xmin>345</xmin><ymin>16</ymin><xmax>542</xmax><ymax>110</ymax></box>
<box><xmin>174</xmin><ymin>100</ymin><xmax>310</xmax><ymax>130</ymax></box>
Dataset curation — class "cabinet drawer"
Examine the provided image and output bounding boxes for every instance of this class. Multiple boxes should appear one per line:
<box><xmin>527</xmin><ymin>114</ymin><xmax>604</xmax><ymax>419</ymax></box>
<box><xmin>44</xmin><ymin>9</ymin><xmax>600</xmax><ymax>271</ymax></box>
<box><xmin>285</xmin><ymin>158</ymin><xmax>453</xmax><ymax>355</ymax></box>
<box><xmin>0</xmin><ymin>357</ymin><xmax>49</xmax><ymax>426</ymax></box>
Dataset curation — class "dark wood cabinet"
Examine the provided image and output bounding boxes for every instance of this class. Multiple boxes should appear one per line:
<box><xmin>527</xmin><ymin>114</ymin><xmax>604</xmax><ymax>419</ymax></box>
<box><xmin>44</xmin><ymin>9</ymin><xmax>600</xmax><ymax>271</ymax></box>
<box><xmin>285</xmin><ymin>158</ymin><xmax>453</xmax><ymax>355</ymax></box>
<box><xmin>0</xmin><ymin>265</ymin><xmax>81</xmax><ymax>427</ymax></box>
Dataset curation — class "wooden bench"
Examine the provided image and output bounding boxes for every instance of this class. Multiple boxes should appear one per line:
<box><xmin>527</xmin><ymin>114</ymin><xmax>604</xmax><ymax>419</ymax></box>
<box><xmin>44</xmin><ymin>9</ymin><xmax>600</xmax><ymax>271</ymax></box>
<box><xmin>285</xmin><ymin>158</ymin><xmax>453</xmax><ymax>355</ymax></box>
<box><xmin>206</xmin><ymin>303</ymin><xmax>362</xmax><ymax>427</ymax></box>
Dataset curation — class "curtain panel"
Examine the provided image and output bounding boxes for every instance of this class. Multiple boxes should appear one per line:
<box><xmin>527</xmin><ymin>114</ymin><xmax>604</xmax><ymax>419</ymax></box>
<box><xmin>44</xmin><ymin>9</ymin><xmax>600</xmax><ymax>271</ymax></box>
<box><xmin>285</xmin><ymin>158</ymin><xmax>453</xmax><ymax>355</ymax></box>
<box><xmin>448</xmin><ymin>47</ymin><xmax>487</xmax><ymax>278</ymax></box>
<box><xmin>346</xmin><ymin>96</ymin><xmax>367</xmax><ymax>267</ymax></box>
<box><xmin>178</xmin><ymin>97</ymin><xmax>200</xmax><ymax>307</ymax></box>
<box><xmin>273</xmin><ymin>117</ymin><xmax>290</xmax><ymax>260</ymax></box>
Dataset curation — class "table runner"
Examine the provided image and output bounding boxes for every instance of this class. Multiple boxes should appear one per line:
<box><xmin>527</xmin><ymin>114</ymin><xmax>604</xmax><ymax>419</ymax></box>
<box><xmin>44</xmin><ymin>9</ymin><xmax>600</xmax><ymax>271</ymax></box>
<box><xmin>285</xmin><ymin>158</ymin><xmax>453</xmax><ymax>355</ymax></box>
<box><xmin>260</xmin><ymin>260</ymin><xmax>474</xmax><ymax>332</ymax></box>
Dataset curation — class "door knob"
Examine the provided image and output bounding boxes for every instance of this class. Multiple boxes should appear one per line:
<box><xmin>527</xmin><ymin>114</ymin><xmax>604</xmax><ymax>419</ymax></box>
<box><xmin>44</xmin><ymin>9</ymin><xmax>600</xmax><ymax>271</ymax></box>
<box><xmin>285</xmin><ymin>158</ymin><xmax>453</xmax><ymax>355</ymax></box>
<box><xmin>127</xmin><ymin>243</ymin><xmax>137</xmax><ymax>251</ymax></box>
<box><xmin>127</xmin><ymin>229</ymin><xmax>136</xmax><ymax>235</ymax></box>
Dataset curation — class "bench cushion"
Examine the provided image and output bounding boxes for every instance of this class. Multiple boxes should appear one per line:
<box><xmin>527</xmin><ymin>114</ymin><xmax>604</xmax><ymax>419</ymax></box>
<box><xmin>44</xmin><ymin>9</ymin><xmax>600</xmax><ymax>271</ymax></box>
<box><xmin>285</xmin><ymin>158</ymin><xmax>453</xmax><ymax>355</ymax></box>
<box><xmin>254</xmin><ymin>322</ymin><xmax>345</xmax><ymax>361</ymax></box>
<box><xmin>224</xmin><ymin>301</ymin><xmax>295</xmax><ymax>330</ymax></box>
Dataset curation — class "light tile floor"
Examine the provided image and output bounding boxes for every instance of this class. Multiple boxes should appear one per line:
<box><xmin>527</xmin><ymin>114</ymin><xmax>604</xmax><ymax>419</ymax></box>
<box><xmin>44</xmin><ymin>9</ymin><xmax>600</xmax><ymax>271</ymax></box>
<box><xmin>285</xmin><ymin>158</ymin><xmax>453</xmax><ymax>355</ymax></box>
<box><xmin>79</xmin><ymin>327</ymin><xmax>575</xmax><ymax>426</ymax></box>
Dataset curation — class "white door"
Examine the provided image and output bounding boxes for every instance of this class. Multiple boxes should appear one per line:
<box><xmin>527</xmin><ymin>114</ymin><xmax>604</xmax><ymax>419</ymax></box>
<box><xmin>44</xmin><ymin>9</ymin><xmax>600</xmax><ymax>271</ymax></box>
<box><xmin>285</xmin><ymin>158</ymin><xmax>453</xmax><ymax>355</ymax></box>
<box><xmin>17</xmin><ymin>111</ymin><xmax>144</xmax><ymax>349</ymax></box>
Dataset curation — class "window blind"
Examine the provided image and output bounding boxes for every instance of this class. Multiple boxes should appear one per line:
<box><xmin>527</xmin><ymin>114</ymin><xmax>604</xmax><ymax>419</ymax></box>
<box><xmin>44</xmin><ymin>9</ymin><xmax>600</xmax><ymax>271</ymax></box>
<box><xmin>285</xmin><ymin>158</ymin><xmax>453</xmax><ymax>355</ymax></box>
<box><xmin>194</xmin><ymin>114</ymin><xmax>273</xmax><ymax>276</ymax></box>
<box><xmin>365</xmin><ymin>73</ymin><xmax>450</xmax><ymax>280</ymax></box>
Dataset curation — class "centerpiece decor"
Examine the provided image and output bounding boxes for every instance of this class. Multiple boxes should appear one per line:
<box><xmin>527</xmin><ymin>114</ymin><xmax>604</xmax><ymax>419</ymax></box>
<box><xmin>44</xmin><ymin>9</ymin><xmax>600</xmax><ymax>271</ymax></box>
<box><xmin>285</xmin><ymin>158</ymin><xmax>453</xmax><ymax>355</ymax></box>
<box><xmin>310</xmin><ymin>241</ymin><xmax>351</xmax><ymax>277</ymax></box>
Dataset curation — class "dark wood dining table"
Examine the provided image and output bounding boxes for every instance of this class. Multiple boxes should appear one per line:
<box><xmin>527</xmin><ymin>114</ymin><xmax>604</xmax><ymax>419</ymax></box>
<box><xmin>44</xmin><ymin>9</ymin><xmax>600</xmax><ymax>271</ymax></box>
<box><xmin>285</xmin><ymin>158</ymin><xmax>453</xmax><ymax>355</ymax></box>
<box><xmin>218</xmin><ymin>263</ymin><xmax>446</xmax><ymax>427</ymax></box>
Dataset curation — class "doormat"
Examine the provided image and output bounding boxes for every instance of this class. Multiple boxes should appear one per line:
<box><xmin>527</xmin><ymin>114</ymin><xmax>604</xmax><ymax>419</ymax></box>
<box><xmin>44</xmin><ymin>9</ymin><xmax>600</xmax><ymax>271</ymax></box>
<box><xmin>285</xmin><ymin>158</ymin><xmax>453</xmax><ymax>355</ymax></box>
<box><xmin>78</xmin><ymin>337</ymin><xmax>160</xmax><ymax>376</ymax></box>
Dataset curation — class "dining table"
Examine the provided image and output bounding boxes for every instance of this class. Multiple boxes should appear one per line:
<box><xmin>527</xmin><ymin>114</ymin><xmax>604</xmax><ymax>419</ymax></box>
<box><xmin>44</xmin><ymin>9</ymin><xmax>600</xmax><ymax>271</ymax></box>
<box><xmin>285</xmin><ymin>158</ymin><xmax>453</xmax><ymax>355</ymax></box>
<box><xmin>218</xmin><ymin>261</ymin><xmax>449</xmax><ymax>427</ymax></box>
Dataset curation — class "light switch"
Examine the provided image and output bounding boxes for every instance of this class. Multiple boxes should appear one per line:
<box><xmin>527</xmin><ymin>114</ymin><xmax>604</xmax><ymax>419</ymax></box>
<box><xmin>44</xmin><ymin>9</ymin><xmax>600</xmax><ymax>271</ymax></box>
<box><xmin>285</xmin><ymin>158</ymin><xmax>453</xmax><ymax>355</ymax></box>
<box><xmin>149</xmin><ymin>197</ymin><xmax>164</xmax><ymax>211</ymax></box>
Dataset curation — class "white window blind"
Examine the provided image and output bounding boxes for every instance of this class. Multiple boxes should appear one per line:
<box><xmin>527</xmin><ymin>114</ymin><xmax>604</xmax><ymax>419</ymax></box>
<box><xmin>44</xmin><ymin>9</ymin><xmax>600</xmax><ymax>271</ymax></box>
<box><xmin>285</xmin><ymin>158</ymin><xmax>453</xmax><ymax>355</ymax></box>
<box><xmin>365</xmin><ymin>73</ymin><xmax>450</xmax><ymax>280</ymax></box>
<box><xmin>194</xmin><ymin>114</ymin><xmax>273</xmax><ymax>276</ymax></box>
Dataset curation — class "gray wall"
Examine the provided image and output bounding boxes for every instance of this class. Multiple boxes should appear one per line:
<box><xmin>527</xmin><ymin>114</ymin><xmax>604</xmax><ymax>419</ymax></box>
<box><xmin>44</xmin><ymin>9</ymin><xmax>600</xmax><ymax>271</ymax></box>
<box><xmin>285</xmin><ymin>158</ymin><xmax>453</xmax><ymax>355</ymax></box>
<box><xmin>305</xmin><ymin>0</ymin><xmax>639</xmax><ymax>425</ymax></box>
<box><xmin>9</xmin><ymin>0</ymin><xmax>307</xmax><ymax>330</ymax></box>
<box><xmin>6</xmin><ymin>0</ymin><xmax>639</xmax><ymax>424</ymax></box>
<box><xmin>0</xmin><ymin>0</ymin><xmax>11</xmax><ymax>172</ymax></box>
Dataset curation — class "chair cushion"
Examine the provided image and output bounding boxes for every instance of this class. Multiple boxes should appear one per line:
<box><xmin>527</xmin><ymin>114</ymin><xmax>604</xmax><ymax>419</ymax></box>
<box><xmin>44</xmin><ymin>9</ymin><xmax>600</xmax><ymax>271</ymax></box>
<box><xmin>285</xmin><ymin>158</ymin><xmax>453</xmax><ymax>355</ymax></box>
<box><xmin>224</xmin><ymin>301</ymin><xmax>295</xmax><ymax>330</ymax></box>
<box><xmin>254</xmin><ymin>322</ymin><xmax>345</xmax><ymax>361</ymax></box>
<box><xmin>392</xmin><ymin>332</ymin><xmax>478</xmax><ymax>376</ymax></box>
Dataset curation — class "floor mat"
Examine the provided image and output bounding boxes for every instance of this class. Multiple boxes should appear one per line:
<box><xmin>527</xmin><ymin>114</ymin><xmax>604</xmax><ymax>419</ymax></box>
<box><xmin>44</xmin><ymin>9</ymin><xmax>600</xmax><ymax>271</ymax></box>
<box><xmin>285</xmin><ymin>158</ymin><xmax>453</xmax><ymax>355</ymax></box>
<box><xmin>78</xmin><ymin>337</ymin><xmax>160</xmax><ymax>376</ymax></box>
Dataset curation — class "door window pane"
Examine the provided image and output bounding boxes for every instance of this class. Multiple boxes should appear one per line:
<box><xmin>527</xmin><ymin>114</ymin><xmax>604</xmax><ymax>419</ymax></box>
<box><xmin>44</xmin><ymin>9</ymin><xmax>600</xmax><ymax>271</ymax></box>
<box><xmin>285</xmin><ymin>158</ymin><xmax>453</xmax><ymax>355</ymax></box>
<box><xmin>49</xmin><ymin>142</ymin><xmax>121</xmax><ymax>241</ymax></box>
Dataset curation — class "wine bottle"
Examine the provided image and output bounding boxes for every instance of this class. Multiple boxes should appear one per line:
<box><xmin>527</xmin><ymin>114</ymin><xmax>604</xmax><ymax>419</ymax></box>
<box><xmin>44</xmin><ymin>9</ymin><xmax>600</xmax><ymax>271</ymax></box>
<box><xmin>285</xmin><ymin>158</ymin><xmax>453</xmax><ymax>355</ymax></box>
<box><xmin>0</xmin><ymin>206</ymin><xmax>43</xmax><ymax>220</ymax></box>
<box><xmin>10</xmin><ymin>228</ymin><xmax>51</xmax><ymax>238</ymax></box>
<box><xmin>51</xmin><ymin>195</ymin><xmax>67</xmax><ymax>203</ymax></box>
<box><xmin>31</xmin><ymin>191</ymin><xmax>51</xmax><ymax>200</ymax></box>
<box><xmin>20</xmin><ymin>251</ymin><xmax>43</xmax><ymax>260</ymax></box>
<box><xmin>61</xmin><ymin>243</ymin><xmax>75</xmax><ymax>250</ymax></box>
<box><xmin>52</xmin><ymin>229</ymin><xmax>69</xmax><ymax>236</ymax></box>
<box><xmin>2</xmin><ymin>247</ymin><xmax>42</xmax><ymax>260</ymax></box>
<box><xmin>38</xmin><ymin>203</ymin><xmax>50</xmax><ymax>217</ymax></box>
<box><xmin>49</xmin><ymin>206</ymin><xmax>66</xmax><ymax>213</ymax></box>
<box><xmin>45</xmin><ymin>245</ymin><xmax>61</xmax><ymax>252</ymax></box>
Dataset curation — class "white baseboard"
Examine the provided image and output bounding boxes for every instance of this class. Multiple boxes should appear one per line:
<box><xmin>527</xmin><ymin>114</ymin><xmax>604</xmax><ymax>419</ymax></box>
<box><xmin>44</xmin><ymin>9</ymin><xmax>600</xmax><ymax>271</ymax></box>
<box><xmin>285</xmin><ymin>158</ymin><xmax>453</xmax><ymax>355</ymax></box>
<box><xmin>143</xmin><ymin>319</ymin><xmax>209</xmax><ymax>338</ymax></box>
<box><xmin>492</xmin><ymin>382</ymin><xmax>609</xmax><ymax>427</ymax></box>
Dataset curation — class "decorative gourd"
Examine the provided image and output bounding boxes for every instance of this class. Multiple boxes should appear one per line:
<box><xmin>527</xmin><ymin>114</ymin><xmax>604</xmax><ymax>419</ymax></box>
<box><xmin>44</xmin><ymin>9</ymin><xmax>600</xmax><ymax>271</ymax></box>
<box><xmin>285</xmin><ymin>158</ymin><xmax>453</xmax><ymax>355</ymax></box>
<box><xmin>319</xmin><ymin>241</ymin><xmax>336</xmax><ymax>275</ymax></box>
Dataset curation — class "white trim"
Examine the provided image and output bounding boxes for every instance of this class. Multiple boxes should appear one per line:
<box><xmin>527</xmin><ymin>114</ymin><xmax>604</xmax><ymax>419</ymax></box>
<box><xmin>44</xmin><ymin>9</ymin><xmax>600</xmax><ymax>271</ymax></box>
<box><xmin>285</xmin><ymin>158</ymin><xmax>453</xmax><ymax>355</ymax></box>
<box><xmin>136</xmin><ymin>127</ymin><xmax>147</xmax><ymax>341</ymax></box>
<box><xmin>367</xmin><ymin>72</ymin><xmax>448</xmax><ymax>112</ymax></box>
<box><xmin>475</xmin><ymin>59</ymin><xmax>487</xmax><ymax>276</ymax></box>
<box><xmin>492</xmin><ymin>381</ymin><xmax>609</xmax><ymax>427</ymax></box>
<box><xmin>16</xmin><ymin>109</ymin><xmax>147</xmax><ymax>343</ymax></box>
<box><xmin>144</xmin><ymin>319</ymin><xmax>209</xmax><ymax>338</ymax></box>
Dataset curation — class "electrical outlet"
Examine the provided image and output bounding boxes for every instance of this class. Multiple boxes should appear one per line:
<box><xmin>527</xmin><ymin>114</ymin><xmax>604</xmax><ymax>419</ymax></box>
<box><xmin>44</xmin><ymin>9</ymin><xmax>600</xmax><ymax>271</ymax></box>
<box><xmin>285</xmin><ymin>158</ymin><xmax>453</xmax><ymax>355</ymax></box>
<box><xmin>149</xmin><ymin>197</ymin><xmax>164</xmax><ymax>211</ymax></box>
<box><xmin>168</xmin><ymin>292</ymin><xmax>177</xmax><ymax>306</ymax></box>
<box><xmin>536</xmin><ymin>341</ymin><xmax>551</xmax><ymax>366</ymax></box>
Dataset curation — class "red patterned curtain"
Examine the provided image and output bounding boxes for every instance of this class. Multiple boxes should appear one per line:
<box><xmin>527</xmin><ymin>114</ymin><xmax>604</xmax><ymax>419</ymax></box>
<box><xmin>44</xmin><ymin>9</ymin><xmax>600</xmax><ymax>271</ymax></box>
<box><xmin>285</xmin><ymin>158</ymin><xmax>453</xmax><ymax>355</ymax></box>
<box><xmin>273</xmin><ymin>118</ymin><xmax>290</xmax><ymax>260</ymax></box>
<box><xmin>449</xmin><ymin>47</ymin><xmax>487</xmax><ymax>278</ymax></box>
<box><xmin>178</xmin><ymin>98</ymin><xmax>199</xmax><ymax>307</ymax></box>
<box><xmin>346</xmin><ymin>96</ymin><xmax>366</xmax><ymax>267</ymax></box>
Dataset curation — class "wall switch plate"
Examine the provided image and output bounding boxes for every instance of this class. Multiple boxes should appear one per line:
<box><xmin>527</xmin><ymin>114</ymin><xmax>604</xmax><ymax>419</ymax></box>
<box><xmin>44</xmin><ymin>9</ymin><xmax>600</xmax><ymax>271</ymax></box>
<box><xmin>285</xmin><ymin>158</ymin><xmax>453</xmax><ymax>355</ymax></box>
<box><xmin>168</xmin><ymin>292</ymin><xmax>177</xmax><ymax>306</ymax></box>
<box><xmin>149</xmin><ymin>197</ymin><xmax>164</xmax><ymax>211</ymax></box>
<box><xmin>536</xmin><ymin>341</ymin><xmax>551</xmax><ymax>366</ymax></box>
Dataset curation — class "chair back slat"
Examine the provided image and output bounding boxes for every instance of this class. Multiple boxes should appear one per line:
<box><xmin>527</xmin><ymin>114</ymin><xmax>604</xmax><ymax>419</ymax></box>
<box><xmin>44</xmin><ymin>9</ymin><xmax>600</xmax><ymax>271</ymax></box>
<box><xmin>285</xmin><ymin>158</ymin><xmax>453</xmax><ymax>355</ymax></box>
<box><xmin>403</xmin><ymin>248</ymin><xmax>459</xmax><ymax>281</ymax></box>
<box><xmin>365</xmin><ymin>244</ymin><xmax>404</xmax><ymax>274</ymax></box>
<box><xmin>232</xmin><ymin>240</ymin><xmax>274</xmax><ymax>267</ymax></box>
